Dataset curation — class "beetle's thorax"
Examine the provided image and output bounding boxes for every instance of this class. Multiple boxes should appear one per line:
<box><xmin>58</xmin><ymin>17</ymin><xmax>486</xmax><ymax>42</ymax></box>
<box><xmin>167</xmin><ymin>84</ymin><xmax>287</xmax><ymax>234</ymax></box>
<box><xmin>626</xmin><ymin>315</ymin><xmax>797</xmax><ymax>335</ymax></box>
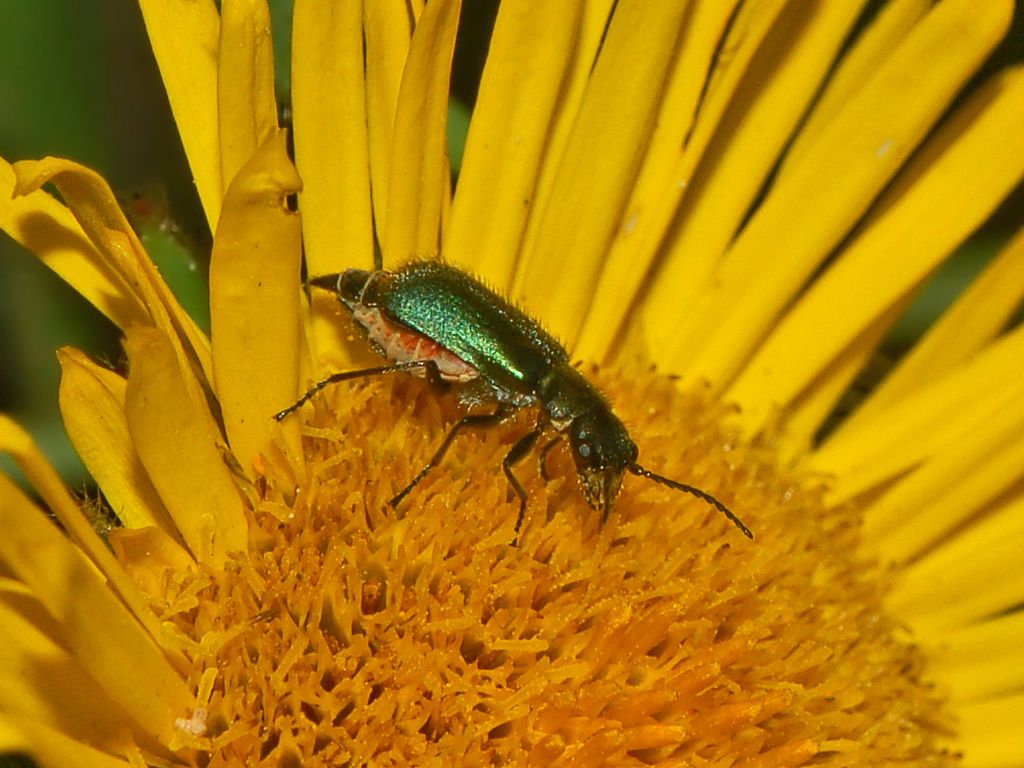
<box><xmin>539</xmin><ymin>365</ymin><xmax>638</xmax><ymax>513</ymax></box>
<box><xmin>538</xmin><ymin>364</ymin><xmax>598</xmax><ymax>428</ymax></box>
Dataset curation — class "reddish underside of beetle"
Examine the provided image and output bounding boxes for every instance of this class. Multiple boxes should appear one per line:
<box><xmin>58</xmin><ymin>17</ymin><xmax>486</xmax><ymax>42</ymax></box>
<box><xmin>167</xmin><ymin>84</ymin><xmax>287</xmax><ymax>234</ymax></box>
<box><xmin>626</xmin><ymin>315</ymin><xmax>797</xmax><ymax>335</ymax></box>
<box><xmin>352</xmin><ymin>304</ymin><xmax>479</xmax><ymax>383</ymax></box>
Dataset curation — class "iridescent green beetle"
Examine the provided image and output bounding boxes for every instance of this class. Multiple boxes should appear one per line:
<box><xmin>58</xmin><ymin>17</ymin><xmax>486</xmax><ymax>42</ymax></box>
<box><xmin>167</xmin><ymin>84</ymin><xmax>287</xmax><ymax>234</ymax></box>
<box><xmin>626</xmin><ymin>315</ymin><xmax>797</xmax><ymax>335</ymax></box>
<box><xmin>276</xmin><ymin>261</ymin><xmax>752</xmax><ymax>541</ymax></box>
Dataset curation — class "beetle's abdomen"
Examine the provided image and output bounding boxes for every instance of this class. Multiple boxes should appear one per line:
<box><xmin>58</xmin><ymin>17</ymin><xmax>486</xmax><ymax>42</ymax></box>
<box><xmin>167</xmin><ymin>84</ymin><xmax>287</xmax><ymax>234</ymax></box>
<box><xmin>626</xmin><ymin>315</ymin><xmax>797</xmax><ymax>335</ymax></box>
<box><xmin>352</xmin><ymin>305</ymin><xmax>480</xmax><ymax>383</ymax></box>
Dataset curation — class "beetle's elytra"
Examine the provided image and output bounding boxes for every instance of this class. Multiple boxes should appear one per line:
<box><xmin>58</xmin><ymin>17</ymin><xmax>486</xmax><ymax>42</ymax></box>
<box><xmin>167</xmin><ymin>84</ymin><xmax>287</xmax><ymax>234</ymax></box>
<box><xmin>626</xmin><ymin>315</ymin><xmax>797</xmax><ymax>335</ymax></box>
<box><xmin>276</xmin><ymin>261</ymin><xmax>752</xmax><ymax>542</ymax></box>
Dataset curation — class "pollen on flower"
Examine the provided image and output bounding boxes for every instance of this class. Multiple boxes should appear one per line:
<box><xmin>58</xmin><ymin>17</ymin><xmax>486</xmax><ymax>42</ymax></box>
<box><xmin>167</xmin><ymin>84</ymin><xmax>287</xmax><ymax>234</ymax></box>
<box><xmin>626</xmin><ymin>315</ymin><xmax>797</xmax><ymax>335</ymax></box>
<box><xmin>154</xmin><ymin>369</ymin><xmax>955</xmax><ymax>766</ymax></box>
<box><xmin>174</xmin><ymin>708</ymin><xmax>208</xmax><ymax>737</ymax></box>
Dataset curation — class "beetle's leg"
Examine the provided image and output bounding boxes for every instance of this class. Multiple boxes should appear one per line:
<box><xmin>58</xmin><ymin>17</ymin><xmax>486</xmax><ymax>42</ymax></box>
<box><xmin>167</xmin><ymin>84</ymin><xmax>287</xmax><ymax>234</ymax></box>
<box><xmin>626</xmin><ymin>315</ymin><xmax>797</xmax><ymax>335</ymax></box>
<box><xmin>274</xmin><ymin>359</ymin><xmax>443</xmax><ymax>421</ymax></box>
<box><xmin>537</xmin><ymin>435</ymin><xmax>563</xmax><ymax>481</ymax></box>
<box><xmin>418</xmin><ymin>357</ymin><xmax>450</xmax><ymax>393</ymax></box>
<box><xmin>502</xmin><ymin>427</ymin><xmax>542</xmax><ymax>542</ymax></box>
<box><xmin>390</xmin><ymin>405</ymin><xmax>512</xmax><ymax>508</ymax></box>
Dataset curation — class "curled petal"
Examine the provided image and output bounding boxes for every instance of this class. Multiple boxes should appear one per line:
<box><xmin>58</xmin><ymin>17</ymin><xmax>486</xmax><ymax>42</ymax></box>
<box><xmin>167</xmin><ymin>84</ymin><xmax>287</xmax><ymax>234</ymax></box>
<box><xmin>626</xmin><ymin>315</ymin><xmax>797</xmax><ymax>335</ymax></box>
<box><xmin>57</xmin><ymin>347</ymin><xmax>180</xmax><ymax>537</ymax></box>
<box><xmin>124</xmin><ymin>326</ymin><xmax>249</xmax><ymax>566</ymax></box>
<box><xmin>0</xmin><ymin>159</ymin><xmax>148</xmax><ymax>329</ymax></box>
<box><xmin>210</xmin><ymin>132</ymin><xmax>304</xmax><ymax>477</ymax></box>
<box><xmin>11</xmin><ymin>157</ymin><xmax>215</xmax><ymax>397</ymax></box>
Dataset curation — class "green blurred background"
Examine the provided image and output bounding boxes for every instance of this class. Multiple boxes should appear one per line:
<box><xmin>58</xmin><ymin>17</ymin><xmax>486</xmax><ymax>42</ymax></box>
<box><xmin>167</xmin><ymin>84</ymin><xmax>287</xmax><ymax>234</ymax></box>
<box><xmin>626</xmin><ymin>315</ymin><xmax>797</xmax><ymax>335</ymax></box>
<box><xmin>0</xmin><ymin>0</ymin><xmax>1021</xmax><ymax>491</ymax></box>
<box><xmin>0</xmin><ymin>2</ymin><xmax>206</xmax><ymax>489</ymax></box>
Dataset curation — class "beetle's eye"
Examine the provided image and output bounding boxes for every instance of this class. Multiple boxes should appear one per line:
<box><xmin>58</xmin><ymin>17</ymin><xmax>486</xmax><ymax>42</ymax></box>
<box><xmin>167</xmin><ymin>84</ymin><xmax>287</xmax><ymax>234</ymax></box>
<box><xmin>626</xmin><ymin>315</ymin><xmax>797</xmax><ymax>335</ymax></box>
<box><xmin>577</xmin><ymin>442</ymin><xmax>592</xmax><ymax>460</ymax></box>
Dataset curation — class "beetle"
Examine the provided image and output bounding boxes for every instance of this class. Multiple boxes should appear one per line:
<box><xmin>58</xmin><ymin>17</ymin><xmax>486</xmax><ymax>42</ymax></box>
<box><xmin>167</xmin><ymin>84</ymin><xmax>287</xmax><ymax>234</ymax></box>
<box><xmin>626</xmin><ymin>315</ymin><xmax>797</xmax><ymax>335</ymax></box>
<box><xmin>275</xmin><ymin>260</ymin><xmax>752</xmax><ymax>541</ymax></box>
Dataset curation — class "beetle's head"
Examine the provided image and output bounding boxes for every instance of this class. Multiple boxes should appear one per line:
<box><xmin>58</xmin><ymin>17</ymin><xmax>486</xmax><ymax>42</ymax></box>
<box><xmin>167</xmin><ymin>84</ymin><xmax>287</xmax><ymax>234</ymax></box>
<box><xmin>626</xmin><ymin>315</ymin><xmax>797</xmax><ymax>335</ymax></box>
<box><xmin>567</xmin><ymin>409</ymin><xmax>639</xmax><ymax>520</ymax></box>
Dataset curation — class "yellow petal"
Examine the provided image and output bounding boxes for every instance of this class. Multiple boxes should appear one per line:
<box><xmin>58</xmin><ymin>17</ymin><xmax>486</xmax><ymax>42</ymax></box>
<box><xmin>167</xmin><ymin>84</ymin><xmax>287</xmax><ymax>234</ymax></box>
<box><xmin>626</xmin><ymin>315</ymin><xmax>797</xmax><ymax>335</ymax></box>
<box><xmin>864</xmin><ymin>378</ymin><xmax>1024</xmax><ymax>563</ymax></box>
<box><xmin>108</xmin><ymin>526</ymin><xmax>197</xmax><ymax>598</ymax></box>
<box><xmin>772</xmin><ymin>304</ymin><xmax>900</xmax><ymax>464</ymax></box>
<box><xmin>124</xmin><ymin>326</ymin><xmax>248</xmax><ymax>566</ymax></box>
<box><xmin>137</xmin><ymin>0</ymin><xmax>223</xmax><ymax>228</ymax></box>
<box><xmin>782</xmin><ymin>0</ymin><xmax>930</xmax><ymax>168</ymax></box>
<box><xmin>576</xmin><ymin>0</ymin><xmax>748</xmax><ymax>360</ymax></box>
<box><xmin>0</xmin><ymin>577</ymin><xmax>59</xmax><ymax>641</ymax></box>
<box><xmin>514</xmin><ymin>0</ymin><xmax>616</xmax><ymax>298</ymax></box>
<box><xmin>57</xmin><ymin>347</ymin><xmax>180</xmax><ymax>536</ymax></box>
<box><xmin>210</xmin><ymin>132</ymin><xmax>303</xmax><ymax>476</ymax></box>
<box><xmin>218</xmin><ymin>0</ymin><xmax>278</xmax><ymax>189</ymax></box>
<box><xmin>0</xmin><ymin>416</ymin><xmax>181</xmax><ymax>655</ymax></box>
<box><xmin>0</xmin><ymin>159</ymin><xmax>148</xmax><ymax>329</ymax></box>
<box><xmin>656</xmin><ymin>0</ymin><xmax>1012</xmax><ymax>386</ymax></box>
<box><xmin>634</xmin><ymin>0</ymin><xmax>787</xmax><ymax>360</ymax></box>
<box><xmin>512</xmin><ymin>0</ymin><xmax>692</xmax><ymax>346</ymax></box>
<box><xmin>292</xmin><ymin>0</ymin><xmax>375</xmax><ymax>367</ymax></box>
<box><xmin>953</xmin><ymin>693</ymin><xmax>1024</xmax><ymax>768</ymax></box>
<box><xmin>617</xmin><ymin>1</ymin><xmax>861</xmax><ymax>362</ymax></box>
<box><xmin>11</xmin><ymin>157</ymin><xmax>215</xmax><ymax>392</ymax></box>
<box><xmin>0</xmin><ymin>474</ymin><xmax>194</xmax><ymax>746</ymax></box>
<box><xmin>0</xmin><ymin>715</ymin><xmax>135</xmax><ymax>768</ymax></box>
<box><xmin>444</xmin><ymin>1</ymin><xmax>582</xmax><ymax>290</ymax></box>
<box><xmin>926</xmin><ymin>611</ymin><xmax>1024</xmax><ymax>705</ymax></box>
<box><xmin>727</xmin><ymin>66</ymin><xmax>1024</xmax><ymax>433</ymax></box>
<box><xmin>364</xmin><ymin>0</ymin><xmax>413</xmax><ymax>240</ymax></box>
<box><xmin>812</xmin><ymin>326</ymin><xmax>1024</xmax><ymax>503</ymax></box>
<box><xmin>381</xmin><ymin>0</ymin><xmax>461</xmax><ymax>265</ymax></box>
<box><xmin>886</xmin><ymin>496</ymin><xmax>1024</xmax><ymax>635</ymax></box>
<box><xmin>0</xmin><ymin>600</ymin><xmax>162</xmax><ymax>755</ymax></box>
<box><xmin>292</xmin><ymin>0</ymin><xmax>373</xmax><ymax>276</ymax></box>
<box><xmin>830</xmin><ymin>225</ymin><xmax>1024</xmax><ymax>432</ymax></box>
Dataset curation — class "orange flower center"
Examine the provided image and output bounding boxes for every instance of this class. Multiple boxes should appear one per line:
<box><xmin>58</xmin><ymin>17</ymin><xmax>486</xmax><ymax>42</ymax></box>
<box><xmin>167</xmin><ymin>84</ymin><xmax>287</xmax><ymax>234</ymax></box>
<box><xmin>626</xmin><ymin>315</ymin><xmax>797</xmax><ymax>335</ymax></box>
<box><xmin>157</xmin><ymin>369</ymin><xmax>953</xmax><ymax>766</ymax></box>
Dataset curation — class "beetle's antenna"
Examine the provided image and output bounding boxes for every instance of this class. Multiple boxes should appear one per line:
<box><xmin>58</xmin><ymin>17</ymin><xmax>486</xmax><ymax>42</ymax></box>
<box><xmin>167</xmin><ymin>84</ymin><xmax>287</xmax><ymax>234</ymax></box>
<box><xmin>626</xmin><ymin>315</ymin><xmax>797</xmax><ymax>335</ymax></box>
<box><xmin>627</xmin><ymin>464</ymin><xmax>753</xmax><ymax>540</ymax></box>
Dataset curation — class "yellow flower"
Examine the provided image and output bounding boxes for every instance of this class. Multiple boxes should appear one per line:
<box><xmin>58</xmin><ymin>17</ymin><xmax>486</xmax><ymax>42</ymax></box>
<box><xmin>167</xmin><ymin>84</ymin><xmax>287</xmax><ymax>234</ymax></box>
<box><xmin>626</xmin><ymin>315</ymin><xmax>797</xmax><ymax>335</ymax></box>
<box><xmin>1</xmin><ymin>1</ymin><xmax>1023</xmax><ymax>766</ymax></box>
